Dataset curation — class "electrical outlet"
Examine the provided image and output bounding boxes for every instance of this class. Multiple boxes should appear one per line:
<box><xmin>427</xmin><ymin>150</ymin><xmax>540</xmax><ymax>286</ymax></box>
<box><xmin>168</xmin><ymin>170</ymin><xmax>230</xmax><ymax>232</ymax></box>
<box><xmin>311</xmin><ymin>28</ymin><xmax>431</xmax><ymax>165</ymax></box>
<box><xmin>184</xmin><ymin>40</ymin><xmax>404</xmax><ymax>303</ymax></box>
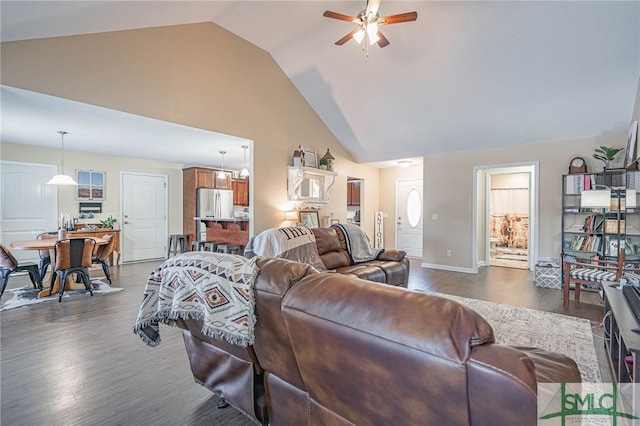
<box><xmin>431</xmin><ymin>213</ymin><xmax>439</xmax><ymax>220</ymax></box>
<box><xmin>447</xmin><ymin>250</ymin><xmax>452</xmax><ymax>257</ymax></box>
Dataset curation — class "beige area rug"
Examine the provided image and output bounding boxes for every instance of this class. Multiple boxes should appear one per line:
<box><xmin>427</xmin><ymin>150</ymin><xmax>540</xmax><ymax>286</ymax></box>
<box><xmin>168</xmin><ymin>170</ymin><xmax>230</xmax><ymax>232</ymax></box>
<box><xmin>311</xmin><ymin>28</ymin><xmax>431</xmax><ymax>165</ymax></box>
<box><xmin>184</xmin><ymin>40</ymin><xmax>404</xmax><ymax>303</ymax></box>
<box><xmin>420</xmin><ymin>291</ymin><xmax>602</xmax><ymax>382</ymax></box>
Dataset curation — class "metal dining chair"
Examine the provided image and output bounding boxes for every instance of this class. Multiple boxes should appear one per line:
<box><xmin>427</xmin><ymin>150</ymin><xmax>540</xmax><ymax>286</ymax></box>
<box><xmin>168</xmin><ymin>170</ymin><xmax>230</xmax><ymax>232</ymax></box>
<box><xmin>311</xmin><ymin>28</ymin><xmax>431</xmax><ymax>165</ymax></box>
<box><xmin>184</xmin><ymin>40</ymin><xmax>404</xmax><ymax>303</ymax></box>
<box><xmin>37</xmin><ymin>231</ymin><xmax>58</xmax><ymax>281</ymax></box>
<box><xmin>0</xmin><ymin>243</ymin><xmax>43</xmax><ymax>299</ymax></box>
<box><xmin>52</xmin><ymin>238</ymin><xmax>96</xmax><ymax>302</ymax></box>
<box><xmin>92</xmin><ymin>232</ymin><xmax>116</xmax><ymax>284</ymax></box>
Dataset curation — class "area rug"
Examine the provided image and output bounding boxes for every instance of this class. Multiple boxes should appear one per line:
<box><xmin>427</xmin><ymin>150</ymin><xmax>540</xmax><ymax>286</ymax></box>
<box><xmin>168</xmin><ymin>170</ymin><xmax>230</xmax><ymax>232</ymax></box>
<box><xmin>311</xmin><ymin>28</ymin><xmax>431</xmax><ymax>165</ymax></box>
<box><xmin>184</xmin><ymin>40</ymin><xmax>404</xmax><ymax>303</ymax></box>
<box><xmin>421</xmin><ymin>291</ymin><xmax>602</xmax><ymax>382</ymax></box>
<box><xmin>0</xmin><ymin>280</ymin><xmax>123</xmax><ymax>312</ymax></box>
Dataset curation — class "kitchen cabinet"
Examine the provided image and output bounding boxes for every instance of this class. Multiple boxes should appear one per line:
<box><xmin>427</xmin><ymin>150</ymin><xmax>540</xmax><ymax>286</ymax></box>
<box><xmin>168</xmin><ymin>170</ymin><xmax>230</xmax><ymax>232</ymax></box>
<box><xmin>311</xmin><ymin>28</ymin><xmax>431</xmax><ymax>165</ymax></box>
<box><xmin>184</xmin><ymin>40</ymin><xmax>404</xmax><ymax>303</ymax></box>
<box><xmin>186</xmin><ymin>167</ymin><xmax>231</xmax><ymax>190</ymax></box>
<box><xmin>183</xmin><ymin>167</ymin><xmax>235</xmax><ymax>242</ymax></box>
<box><xmin>232</xmin><ymin>178</ymin><xmax>249</xmax><ymax>206</ymax></box>
<box><xmin>347</xmin><ymin>181</ymin><xmax>361</xmax><ymax>206</ymax></box>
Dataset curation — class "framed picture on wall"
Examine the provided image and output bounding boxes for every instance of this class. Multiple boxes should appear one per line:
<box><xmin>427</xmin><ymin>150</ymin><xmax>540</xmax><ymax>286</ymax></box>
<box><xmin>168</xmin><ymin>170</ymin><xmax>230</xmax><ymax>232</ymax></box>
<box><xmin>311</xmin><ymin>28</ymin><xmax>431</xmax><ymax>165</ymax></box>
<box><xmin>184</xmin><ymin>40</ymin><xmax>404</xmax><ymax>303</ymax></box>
<box><xmin>76</xmin><ymin>170</ymin><xmax>105</xmax><ymax>200</ymax></box>
<box><xmin>299</xmin><ymin>210</ymin><xmax>320</xmax><ymax>229</ymax></box>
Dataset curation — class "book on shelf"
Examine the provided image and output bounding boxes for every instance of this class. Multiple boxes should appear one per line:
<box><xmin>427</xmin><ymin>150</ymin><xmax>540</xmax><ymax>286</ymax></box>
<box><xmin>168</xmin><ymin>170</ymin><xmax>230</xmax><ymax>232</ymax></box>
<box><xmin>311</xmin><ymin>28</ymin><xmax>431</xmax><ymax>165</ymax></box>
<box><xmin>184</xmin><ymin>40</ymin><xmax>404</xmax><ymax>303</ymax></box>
<box><xmin>565</xmin><ymin>173</ymin><xmax>597</xmax><ymax>195</ymax></box>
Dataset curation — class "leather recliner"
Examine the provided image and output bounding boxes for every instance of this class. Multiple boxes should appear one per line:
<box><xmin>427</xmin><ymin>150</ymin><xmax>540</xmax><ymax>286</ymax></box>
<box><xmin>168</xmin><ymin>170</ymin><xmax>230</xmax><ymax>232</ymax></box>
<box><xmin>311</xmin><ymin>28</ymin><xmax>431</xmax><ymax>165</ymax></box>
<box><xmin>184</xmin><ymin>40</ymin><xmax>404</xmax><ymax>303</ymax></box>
<box><xmin>177</xmin><ymin>257</ymin><xmax>581</xmax><ymax>425</ymax></box>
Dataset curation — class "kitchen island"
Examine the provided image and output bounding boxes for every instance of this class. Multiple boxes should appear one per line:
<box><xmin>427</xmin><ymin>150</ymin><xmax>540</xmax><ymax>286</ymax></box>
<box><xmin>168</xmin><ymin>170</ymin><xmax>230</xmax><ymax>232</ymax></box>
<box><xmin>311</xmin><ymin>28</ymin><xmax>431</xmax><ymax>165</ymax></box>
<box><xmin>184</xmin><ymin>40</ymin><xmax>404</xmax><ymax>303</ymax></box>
<box><xmin>196</xmin><ymin>217</ymin><xmax>249</xmax><ymax>247</ymax></box>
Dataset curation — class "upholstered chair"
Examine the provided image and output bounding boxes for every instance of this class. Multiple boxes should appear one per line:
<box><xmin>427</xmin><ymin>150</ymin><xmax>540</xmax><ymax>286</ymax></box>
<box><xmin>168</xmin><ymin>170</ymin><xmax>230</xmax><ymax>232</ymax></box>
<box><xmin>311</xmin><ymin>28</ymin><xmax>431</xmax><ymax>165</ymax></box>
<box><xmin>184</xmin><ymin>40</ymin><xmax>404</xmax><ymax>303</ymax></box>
<box><xmin>0</xmin><ymin>243</ymin><xmax>42</xmax><ymax>299</ymax></box>
<box><xmin>92</xmin><ymin>233</ymin><xmax>116</xmax><ymax>284</ymax></box>
<box><xmin>562</xmin><ymin>248</ymin><xmax>625</xmax><ymax>307</ymax></box>
<box><xmin>53</xmin><ymin>238</ymin><xmax>95</xmax><ymax>302</ymax></box>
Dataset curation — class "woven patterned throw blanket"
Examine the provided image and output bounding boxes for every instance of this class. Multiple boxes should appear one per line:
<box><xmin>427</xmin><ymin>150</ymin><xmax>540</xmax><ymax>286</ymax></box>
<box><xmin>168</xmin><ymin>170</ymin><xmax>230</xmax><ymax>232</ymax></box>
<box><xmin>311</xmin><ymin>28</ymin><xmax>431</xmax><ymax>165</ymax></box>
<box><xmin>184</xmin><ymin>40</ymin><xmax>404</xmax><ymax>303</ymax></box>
<box><xmin>133</xmin><ymin>252</ymin><xmax>259</xmax><ymax>347</ymax></box>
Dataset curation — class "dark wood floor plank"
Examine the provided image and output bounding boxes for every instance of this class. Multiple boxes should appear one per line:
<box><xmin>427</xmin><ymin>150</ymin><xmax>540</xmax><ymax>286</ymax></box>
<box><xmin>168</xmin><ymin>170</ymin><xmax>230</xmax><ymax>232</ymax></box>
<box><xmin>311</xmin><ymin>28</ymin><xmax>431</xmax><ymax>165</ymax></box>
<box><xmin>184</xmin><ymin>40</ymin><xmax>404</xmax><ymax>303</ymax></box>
<box><xmin>0</xmin><ymin>258</ymin><xmax>607</xmax><ymax>425</ymax></box>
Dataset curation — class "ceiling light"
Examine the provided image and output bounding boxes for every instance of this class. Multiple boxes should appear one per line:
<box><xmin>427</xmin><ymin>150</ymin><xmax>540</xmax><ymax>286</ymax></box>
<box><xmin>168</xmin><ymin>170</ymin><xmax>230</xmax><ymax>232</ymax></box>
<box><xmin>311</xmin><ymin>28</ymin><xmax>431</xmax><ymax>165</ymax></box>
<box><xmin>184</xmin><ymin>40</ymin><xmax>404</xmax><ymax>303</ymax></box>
<box><xmin>240</xmin><ymin>145</ymin><xmax>250</xmax><ymax>178</ymax></box>
<box><xmin>398</xmin><ymin>160</ymin><xmax>412</xmax><ymax>168</ymax></box>
<box><xmin>218</xmin><ymin>150</ymin><xmax>227</xmax><ymax>179</ymax></box>
<box><xmin>47</xmin><ymin>130</ymin><xmax>78</xmax><ymax>185</ymax></box>
<box><xmin>353</xmin><ymin>28</ymin><xmax>365</xmax><ymax>44</ymax></box>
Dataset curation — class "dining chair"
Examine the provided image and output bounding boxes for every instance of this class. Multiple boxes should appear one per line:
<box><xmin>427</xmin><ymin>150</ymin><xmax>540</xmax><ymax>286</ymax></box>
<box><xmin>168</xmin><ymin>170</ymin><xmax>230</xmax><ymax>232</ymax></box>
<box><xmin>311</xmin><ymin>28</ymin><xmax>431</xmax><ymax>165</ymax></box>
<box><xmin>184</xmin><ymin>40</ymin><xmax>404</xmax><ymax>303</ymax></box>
<box><xmin>0</xmin><ymin>243</ymin><xmax>43</xmax><ymax>299</ymax></box>
<box><xmin>53</xmin><ymin>238</ymin><xmax>96</xmax><ymax>302</ymax></box>
<box><xmin>37</xmin><ymin>231</ymin><xmax>58</xmax><ymax>281</ymax></box>
<box><xmin>92</xmin><ymin>232</ymin><xmax>116</xmax><ymax>284</ymax></box>
<box><xmin>562</xmin><ymin>248</ymin><xmax>625</xmax><ymax>307</ymax></box>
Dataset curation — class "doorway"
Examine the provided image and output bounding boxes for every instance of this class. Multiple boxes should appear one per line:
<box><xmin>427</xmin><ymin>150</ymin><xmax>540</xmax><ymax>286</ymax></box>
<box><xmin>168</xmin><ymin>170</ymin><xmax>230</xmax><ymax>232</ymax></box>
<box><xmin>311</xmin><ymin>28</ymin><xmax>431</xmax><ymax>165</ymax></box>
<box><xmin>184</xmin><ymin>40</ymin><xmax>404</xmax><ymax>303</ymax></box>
<box><xmin>473</xmin><ymin>163</ymin><xmax>538</xmax><ymax>271</ymax></box>
<box><xmin>0</xmin><ymin>160</ymin><xmax>58</xmax><ymax>263</ymax></box>
<box><xmin>396</xmin><ymin>178</ymin><xmax>423</xmax><ymax>257</ymax></box>
<box><xmin>121</xmin><ymin>172</ymin><xmax>167</xmax><ymax>262</ymax></box>
<box><xmin>488</xmin><ymin>172</ymin><xmax>530</xmax><ymax>269</ymax></box>
<box><xmin>347</xmin><ymin>178</ymin><xmax>363</xmax><ymax>226</ymax></box>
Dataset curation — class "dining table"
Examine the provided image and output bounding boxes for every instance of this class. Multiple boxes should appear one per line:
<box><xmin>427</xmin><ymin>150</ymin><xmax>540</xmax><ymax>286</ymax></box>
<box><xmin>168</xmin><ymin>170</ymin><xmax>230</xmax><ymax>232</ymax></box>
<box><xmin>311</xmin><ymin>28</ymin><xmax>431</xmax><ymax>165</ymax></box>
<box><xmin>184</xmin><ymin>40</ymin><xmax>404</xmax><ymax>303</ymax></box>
<box><xmin>10</xmin><ymin>237</ymin><xmax>108</xmax><ymax>298</ymax></box>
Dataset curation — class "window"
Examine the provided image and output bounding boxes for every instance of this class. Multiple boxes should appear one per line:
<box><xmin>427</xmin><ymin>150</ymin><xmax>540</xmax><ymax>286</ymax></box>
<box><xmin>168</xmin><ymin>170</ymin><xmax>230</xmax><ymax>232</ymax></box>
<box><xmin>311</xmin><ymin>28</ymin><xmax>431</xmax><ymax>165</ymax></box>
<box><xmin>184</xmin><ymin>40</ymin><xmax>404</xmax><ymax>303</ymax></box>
<box><xmin>77</xmin><ymin>170</ymin><xmax>105</xmax><ymax>200</ymax></box>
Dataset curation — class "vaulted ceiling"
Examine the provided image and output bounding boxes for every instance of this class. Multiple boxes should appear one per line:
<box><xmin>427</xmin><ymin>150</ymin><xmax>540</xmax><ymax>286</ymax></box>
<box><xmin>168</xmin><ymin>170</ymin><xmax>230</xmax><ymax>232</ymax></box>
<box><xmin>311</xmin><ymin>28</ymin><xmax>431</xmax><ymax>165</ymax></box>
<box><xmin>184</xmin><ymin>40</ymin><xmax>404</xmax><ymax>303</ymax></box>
<box><xmin>2</xmin><ymin>1</ymin><xmax>639</xmax><ymax>168</ymax></box>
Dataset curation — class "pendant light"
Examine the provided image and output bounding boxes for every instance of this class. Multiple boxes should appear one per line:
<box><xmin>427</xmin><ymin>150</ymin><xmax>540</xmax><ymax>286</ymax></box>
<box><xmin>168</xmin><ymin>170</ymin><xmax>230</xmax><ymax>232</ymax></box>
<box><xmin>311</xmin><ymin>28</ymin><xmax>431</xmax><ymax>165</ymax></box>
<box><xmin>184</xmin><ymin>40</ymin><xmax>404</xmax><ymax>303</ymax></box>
<box><xmin>217</xmin><ymin>151</ymin><xmax>227</xmax><ymax>179</ymax></box>
<box><xmin>240</xmin><ymin>145</ymin><xmax>250</xmax><ymax>178</ymax></box>
<box><xmin>47</xmin><ymin>130</ymin><xmax>78</xmax><ymax>185</ymax></box>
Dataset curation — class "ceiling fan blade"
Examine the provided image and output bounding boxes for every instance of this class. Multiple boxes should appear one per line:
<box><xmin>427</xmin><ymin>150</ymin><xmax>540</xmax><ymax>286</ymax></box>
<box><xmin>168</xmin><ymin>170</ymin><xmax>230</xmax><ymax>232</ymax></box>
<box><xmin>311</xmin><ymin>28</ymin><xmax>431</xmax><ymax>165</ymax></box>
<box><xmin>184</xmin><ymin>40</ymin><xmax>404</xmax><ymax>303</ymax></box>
<box><xmin>379</xmin><ymin>12</ymin><xmax>418</xmax><ymax>25</ymax></box>
<box><xmin>366</xmin><ymin>0</ymin><xmax>381</xmax><ymax>17</ymax></box>
<box><xmin>323</xmin><ymin>10</ymin><xmax>358</xmax><ymax>22</ymax></box>
<box><xmin>376</xmin><ymin>32</ymin><xmax>390</xmax><ymax>48</ymax></box>
<box><xmin>335</xmin><ymin>29</ymin><xmax>360</xmax><ymax>46</ymax></box>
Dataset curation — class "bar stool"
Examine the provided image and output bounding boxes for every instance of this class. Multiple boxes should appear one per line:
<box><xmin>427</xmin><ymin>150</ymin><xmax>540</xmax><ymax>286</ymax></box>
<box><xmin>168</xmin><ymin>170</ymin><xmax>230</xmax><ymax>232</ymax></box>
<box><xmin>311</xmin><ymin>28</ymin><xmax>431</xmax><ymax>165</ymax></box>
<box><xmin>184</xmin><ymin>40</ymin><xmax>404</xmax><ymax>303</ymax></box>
<box><xmin>203</xmin><ymin>242</ymin><xmax>217</xmax><ymax>252</ymax></box>
<box><xmin>191</xmin><ymin>241</ymin><xmax>206</xmax><ymax>251</ymax></box>
<box><xmin>167</xmin><ymin>234</ymin><xmax>188</xmax><ymax>258</ymax></box>
<box><xmin>216</xmin><ymin>244</ymin><xmax>243</xmax><ymax>255</ymax></box>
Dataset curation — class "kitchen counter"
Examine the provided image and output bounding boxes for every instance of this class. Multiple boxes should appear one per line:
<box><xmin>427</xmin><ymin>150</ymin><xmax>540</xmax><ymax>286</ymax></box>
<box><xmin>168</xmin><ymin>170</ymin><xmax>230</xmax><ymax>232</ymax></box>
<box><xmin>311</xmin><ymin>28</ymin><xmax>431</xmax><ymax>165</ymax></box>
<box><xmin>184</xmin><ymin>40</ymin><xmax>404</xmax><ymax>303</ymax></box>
<box><xmin>194</xmin><ymin>217</ymin><xmax>249</xmax><ymax>222</ymax></box>
<box><xmin>195</xmin><ymin>217</ymin><xmax>249</xmax><ymax>246</ymax></box>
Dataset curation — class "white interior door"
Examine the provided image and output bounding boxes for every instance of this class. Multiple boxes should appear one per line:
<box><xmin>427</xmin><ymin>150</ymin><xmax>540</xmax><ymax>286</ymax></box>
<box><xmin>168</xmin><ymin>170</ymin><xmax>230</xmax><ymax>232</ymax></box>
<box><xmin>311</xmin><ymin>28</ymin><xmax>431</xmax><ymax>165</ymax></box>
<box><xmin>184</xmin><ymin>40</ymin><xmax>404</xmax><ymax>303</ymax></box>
<box><xmin>121</xmin><ymin>172</ymin><xmax>167</xmax><ymax>262</ymax></box>
<box><xmin>396</xmin><ymin>179</ymin><xmax>423</xmax><ymax>257</ymax></box>
<box><xmin>0</xmin><ymin>161</ymin><xmax>58</xmax><ymax>262</ymax></box>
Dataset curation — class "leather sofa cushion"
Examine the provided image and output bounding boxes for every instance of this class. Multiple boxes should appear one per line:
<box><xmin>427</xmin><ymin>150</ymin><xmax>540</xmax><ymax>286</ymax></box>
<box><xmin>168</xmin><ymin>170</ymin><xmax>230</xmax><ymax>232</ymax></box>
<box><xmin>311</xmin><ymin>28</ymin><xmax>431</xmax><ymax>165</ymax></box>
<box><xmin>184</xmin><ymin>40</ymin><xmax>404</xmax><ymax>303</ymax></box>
<box><xmin>312</xmin><ymin>228</ymin><xmax>342</xmax><ymax>255</ymax></box>
<box><xmin>334</xmin><ymin>265</ymin><xmax>386</xmax><ymax>283</ymax></box>
<box><xmin>377</xmin><ymin>249</ymin><xmax>406</xmax><ymax>262</ymax></box>
<box><xmin>254</xmin><ymin>257</ymin><xmax>318</xmax><ymax>391</ymax></box>
<box><xmin>365</xmin><ymin>259</ymin><xmax>410</xmax><ymax>286</ymax></box>
<box><xmin>320</xmin><ymin>251</ymin><xmax>352</xmax><ymax>270</ymax></box>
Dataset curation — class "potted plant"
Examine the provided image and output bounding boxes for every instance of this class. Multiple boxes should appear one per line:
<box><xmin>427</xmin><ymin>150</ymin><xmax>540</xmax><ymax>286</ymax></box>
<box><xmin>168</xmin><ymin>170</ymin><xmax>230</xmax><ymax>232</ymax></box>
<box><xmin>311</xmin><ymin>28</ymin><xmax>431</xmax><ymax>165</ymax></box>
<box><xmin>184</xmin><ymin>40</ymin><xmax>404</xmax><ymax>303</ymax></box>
<box><xmin>593</xmin><ymin>146</ymin><xmax>624</xmax><ymax>170</ymax></box>
<box><xmin>319</xmin><ymin>157</ymin><xmax>329</xmax><ymax>170</ymax></box>
<box><xmin>100</xmin><ymin>216</ymin><xmax>118</xmax><ymax>229</ymax></box>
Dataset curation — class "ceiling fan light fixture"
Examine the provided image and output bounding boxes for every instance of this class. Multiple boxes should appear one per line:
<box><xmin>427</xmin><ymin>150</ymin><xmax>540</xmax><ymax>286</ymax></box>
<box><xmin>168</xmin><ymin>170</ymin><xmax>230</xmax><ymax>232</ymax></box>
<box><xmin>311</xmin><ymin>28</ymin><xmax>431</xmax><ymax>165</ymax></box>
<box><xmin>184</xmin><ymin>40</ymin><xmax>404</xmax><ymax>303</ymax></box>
<box><xmin>368</xmin><ymin>31</ymin><xmax>380</xmax><ymax>45</ymax></box>
<box><xmin>367</xmin><ymin>22</ymin><xmax>379</xmax><ymax>37</ymax></box>
<box><xmin>353</xmin><ymin>28</ymin><xmax>365</xmax><ymax>44</ymax></box>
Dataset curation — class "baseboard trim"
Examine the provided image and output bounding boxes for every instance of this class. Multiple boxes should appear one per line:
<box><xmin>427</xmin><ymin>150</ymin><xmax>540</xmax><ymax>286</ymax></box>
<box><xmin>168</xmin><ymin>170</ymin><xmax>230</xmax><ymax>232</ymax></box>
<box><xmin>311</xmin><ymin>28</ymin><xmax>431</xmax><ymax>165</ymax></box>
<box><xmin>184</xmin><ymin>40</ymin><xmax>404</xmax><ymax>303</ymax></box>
<box><xmin>420</xmin><ymin>262</ymin><xmax>477</xmax><ymax>274</ymax></box>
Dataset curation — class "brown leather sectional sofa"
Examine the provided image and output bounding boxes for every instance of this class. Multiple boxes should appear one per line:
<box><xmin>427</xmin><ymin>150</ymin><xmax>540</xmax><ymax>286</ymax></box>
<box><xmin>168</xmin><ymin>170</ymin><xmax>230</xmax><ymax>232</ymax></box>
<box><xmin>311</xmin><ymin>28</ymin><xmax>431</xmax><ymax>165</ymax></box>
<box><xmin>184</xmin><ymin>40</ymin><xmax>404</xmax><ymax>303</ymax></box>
<box><xmin>177</xmin><ymin>257</ymin><xmax>581</xmax><ymax>425</ymax></box>
<box><xmin>312</xmin><ymin>226</ymin><xmax>410</xmax><ymax>286</ymax></box>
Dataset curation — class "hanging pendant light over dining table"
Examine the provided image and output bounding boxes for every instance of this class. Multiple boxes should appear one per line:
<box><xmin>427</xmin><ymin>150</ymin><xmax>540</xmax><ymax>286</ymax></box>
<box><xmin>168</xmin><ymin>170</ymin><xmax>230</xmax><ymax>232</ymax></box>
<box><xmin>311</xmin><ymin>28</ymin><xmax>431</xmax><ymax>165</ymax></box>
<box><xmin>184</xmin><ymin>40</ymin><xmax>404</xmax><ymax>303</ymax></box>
<box><xmin>47</xmin><ymin>130</ymin><xmax>78</xmax><ymax>185</ymax></box>
<box><xmin>240</xmin><ymin>145</ymin><xmax>250</xmax><ymax>178</ymax></box>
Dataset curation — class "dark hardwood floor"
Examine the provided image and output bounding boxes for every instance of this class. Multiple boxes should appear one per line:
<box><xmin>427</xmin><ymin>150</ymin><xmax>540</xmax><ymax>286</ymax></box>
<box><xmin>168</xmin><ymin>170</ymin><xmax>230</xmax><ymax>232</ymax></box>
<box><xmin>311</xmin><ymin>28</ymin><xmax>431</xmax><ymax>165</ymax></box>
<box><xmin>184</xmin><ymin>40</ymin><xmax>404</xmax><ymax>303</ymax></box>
<box><xmin>0</xmin><ymin>258</ymin><xmax>607</xmax><ymax>425</ymax></box>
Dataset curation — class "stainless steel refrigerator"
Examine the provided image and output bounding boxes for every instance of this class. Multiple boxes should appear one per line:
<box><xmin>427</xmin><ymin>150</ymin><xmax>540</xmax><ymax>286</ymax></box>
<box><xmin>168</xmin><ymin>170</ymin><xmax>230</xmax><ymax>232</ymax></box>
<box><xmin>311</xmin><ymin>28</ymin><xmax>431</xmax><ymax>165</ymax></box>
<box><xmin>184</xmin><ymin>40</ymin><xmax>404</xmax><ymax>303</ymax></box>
<box><xmin>197</xmin><ymin>188</ymin><xmax>234</xmax><ymax>219</ymax></box>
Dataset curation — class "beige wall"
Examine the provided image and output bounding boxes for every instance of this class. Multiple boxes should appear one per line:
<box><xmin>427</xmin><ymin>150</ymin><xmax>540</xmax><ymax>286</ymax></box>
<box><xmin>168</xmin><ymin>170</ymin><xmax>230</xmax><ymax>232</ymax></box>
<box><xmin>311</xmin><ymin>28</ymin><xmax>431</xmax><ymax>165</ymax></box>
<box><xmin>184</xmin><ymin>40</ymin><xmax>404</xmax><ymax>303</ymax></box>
<box><xmin>2</xmin><ymin>23</ymin><xmax>637</xmax><ymax>268</ymax></box>
<box><xmin>423</xmin><ymin>133</ymin><xmax>627</xmax><ymax>270</ymax></box>
<box><xmin>0</xmin><ymin>22</ymin><xmax>380</xmax><ymax>238</ymax></box>
<box><xmin>0</xmin><ymin>142</ymin><xmax>184</xmax><ymax>233</ymax></box>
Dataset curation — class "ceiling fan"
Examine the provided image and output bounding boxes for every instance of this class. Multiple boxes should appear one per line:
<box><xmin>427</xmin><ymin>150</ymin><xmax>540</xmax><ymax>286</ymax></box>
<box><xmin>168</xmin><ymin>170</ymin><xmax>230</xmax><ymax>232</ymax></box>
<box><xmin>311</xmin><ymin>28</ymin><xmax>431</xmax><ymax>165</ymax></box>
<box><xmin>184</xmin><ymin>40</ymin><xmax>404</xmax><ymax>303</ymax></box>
<box><xmin>323</xmin><ymin>0</ymin><xmax>417</xmax><ymax>49</ymax></box>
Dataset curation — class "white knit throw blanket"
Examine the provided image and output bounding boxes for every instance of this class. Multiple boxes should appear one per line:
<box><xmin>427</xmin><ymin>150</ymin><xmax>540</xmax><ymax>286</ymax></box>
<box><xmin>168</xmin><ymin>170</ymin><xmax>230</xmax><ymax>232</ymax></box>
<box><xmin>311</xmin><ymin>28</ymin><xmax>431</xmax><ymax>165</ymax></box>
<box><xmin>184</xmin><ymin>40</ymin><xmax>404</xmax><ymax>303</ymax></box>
<box><xmin>133</xmin><ymin>252</ymin><xmax>259</xmax><ymax>347</ymax></box>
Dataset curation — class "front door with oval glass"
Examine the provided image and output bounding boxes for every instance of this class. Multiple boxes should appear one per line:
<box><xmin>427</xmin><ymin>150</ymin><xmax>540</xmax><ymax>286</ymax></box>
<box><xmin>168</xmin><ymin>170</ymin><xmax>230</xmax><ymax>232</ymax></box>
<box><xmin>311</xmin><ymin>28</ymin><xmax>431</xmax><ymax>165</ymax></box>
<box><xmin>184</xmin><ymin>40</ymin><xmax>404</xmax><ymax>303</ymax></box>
<box><xmin>396</xmin><ymin>179</ymin><xmax>423</xmax><ymax>257</ymax></box>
